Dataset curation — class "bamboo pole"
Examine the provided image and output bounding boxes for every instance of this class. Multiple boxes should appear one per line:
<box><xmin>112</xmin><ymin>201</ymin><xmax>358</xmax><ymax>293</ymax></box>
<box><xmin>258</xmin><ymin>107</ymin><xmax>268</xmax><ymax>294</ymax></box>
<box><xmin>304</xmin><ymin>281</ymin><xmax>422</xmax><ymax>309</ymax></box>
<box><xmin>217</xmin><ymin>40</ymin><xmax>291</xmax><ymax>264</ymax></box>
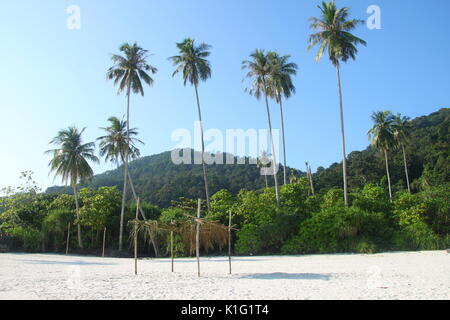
<box><xmin>102</xmin><ymin>227</ymin><xmax>106</xmax><ymax>257</ymax></box>
<box><xmin>170</xmin><ymin>220</ymin><xmax>174</xmax><ymax>273</ymax></box>
<box><xmin>65</xmin><ymin>222</ymin><xmax>71</xmax><ymax>255</ymax></box>
<box><xmin>134</xmin><ymin>198</ymin><xmax>139</xmax><ymax>275</ymax></box>
<box><xmin>228</xmin><ymin>211</ymin><xmax>232</xmax><ymax>275</ymax></box>
<box><xmin>196</xmin><ymin>199</ymin><xmax>201</xmax><ymax>277</ymax></box>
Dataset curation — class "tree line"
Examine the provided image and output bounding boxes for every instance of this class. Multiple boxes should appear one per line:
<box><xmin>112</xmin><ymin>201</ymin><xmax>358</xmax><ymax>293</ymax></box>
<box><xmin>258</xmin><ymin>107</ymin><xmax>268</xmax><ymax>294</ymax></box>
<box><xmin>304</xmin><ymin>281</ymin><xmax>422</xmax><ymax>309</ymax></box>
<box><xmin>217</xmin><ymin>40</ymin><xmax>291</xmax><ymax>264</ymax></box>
<box><xmin>0</xmin><ymin>1</ymin><xmax>448</xmax><ymax>255</ymax></box>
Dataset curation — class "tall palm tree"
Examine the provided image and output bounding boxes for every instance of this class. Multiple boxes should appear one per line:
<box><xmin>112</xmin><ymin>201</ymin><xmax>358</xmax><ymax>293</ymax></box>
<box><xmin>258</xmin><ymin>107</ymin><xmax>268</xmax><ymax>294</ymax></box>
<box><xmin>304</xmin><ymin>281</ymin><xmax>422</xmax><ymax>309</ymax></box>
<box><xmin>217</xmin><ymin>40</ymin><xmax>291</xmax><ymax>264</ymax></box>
<box><xmin>107</xmin><ymin>42</ymin><xmax>157</xmax><ymax>251</ymax></box>
<box><xmin>308</xmin><ymin>1</ymin><xmax>366</xmax><ymax>207</ymax></box>
<box><xmin>169</xmin><ymin>38</ymin><xmax>212</xmax><ymax>211</ymax></box>
<box><xmin>242</xmin><ymin>49</ymin><xmax>280</xmax><ymax>206</ymax></box>
<box><xmin>267</xmin><ymin>52</ymin><xmax>298</xmax><ymax>185</ymax></box>
<box><xmin>393</xmin><ymin>113</ymin><xmax>411</xmax><ymax>193</ymax></box>
<box><xmin>97</xmin><ymin>116</ymin><xmax>145</xmax><ymax>213</ymax></box>
<box><xmin>368</xmin><ymin>111</ymin><xmax>396</xmax><ymax>201</ymax></box>
<box><xmin>46</xmin><ymin>127</ymin><xmax>99</xmax><ymax>248</ymax></box>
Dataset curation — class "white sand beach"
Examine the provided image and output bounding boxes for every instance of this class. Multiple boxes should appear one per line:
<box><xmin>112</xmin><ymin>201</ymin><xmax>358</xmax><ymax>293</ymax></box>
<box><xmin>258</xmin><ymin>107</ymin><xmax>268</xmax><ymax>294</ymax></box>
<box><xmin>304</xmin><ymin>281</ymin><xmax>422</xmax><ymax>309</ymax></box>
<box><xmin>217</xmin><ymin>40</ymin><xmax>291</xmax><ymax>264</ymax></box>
<box><xmin>0</xmin><ymin>251</ymin><xmax>448</xmax><ymax>300</ymax></box>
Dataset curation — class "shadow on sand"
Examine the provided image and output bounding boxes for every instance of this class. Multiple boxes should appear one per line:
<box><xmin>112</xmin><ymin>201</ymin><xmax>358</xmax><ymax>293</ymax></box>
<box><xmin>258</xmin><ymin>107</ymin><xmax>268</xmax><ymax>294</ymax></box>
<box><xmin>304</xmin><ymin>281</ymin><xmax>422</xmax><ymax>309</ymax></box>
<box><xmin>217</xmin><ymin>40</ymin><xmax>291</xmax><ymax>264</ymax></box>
<box><xmin>239</xmin><ymin>272</ymin><xmax>332</xmax><ymax>280</ymax></box>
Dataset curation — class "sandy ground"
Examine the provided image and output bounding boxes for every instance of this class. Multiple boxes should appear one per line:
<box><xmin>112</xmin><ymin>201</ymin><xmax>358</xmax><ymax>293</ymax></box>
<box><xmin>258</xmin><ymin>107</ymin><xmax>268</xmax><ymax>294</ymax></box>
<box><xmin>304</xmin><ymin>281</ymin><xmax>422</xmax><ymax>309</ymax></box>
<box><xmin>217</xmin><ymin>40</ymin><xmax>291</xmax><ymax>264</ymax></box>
<box><xmin>0</xmin><ymin>251</ymin><xmax>448</xmax><ymax>300</ymax></box>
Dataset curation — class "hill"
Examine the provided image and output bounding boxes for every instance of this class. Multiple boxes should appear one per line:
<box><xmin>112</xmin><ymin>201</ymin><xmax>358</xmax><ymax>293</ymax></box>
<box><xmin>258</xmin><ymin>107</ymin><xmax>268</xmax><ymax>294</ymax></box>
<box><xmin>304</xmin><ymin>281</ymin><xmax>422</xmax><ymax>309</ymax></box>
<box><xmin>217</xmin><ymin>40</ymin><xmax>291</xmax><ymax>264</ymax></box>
<box><xmin>46</xmin><ymin>108</ymin><xmax>449</xmax><ymax>206</ymax></box>
<box><xmin>314</xmin><ymin>108</ymin><xmax>449</xmax><ymax>193</ymax></box>
<box><xmin>46</xmin><ymin>150</ymin><xmax>298</xmax><ymax>207</ymax></box>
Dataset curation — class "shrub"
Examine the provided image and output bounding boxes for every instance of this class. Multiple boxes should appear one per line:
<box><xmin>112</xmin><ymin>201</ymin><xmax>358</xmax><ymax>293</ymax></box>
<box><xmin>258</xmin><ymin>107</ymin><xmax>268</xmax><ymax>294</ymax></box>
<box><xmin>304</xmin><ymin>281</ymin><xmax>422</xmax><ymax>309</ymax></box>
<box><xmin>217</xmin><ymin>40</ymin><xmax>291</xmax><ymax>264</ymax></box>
<box><xmin>281</xmin><ymin>206</ymin><xmax>394</xmax><ymax>255</ymax></box>
<box><xmin>235</xmin><ymin>208</ymin><xmax>306</xmax><ymax>255</ymax></box>
<box><xmin>393</xmin><ymin>222</ymin><xmax>441</xmax><ymax>251</ymax></box>
<box><xmin>159</xmin><ymin>207</ymin><xmax>189</xmax><ymax>224</ymax></box>
<box><xmin>352</xmin><ymin>184</ymin><xmax>391</xmax><ymax>213</ymax></box>
<box><xmin>8</xmin><ymin>226</ymin><xmax>43</xmax><ymax>252</ymax></box>
<box><xmin>321</xmin><ymin>188</ymin><xmax>345</xmax><ymax>208</ymax></box>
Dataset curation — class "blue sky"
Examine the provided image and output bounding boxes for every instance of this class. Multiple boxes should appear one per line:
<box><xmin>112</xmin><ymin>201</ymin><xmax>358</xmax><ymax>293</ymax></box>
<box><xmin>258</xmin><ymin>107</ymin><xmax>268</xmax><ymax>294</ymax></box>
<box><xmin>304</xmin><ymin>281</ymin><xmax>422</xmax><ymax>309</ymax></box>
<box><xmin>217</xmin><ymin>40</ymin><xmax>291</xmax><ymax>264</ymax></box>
<box><xmin>0</xmin><ymin>0</ymin><xmax>449</xmax><ymax>191</ymax></box>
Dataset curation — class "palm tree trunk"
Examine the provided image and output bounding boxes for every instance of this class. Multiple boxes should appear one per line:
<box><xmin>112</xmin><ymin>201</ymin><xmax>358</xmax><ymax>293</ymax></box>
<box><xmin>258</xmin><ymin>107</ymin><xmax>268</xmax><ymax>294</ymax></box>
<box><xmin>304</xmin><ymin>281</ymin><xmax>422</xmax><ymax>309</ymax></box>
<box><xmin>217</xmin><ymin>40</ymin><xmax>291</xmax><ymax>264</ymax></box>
<box><xmin>120</xmin><ymin>154</ymin><xmax>159</xmax><ymax>256</ymax></box>
<box><xmin>384</xmin><ymin>149</ymin><xmax>393</xmax><ymax>201</ymax></box>
<box><xmin>194</xmin><ymin>83</ymin><xmax>211</xmax><ymax>211</ymax></box>
<box><xmin>402</xmin><ymin>144</ymin><xmax>411</xmax><ymax>193</ymax></box>
<box><xmin>263</xmin><ymin>78</ymin><xmax>280</xmax><ymax>207</ymax></box>
<box><xmin>119</xmin><ymin>85</ymin><xmax>131</xmax><ymax>251</ymax></box>
<box><xmin>336</xmin><ymin>64</ymin><xmax>349</xmax><ymax>207</ymax></box>
<box><xmin>308</xmin><ymin>166</ymin><xmax>315</xmax><ymax>195</ymax></box>
<box><xmin>73</xmin><ymin>185</ymin><xmax>83</xmax><ymax>249</ymax></box>
<box><xmin>127</xmin><ymin>170</ymin><xmax>147</xmax><ymax>220</ymax></box>
<box><xmin>279</xmin><ymin>97</ymin><xmax>288</xmax><ymax>185</ymax></box>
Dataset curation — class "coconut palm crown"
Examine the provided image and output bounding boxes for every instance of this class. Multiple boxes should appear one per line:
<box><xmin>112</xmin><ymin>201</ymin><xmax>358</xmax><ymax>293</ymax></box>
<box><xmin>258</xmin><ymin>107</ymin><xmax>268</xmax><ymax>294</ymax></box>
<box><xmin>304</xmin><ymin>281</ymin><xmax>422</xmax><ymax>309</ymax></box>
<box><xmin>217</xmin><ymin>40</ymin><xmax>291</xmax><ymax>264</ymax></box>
<box><xmin>367</xmin><ymin>111</ymin><xmax>396</xmax><ymax>152</ymax></box>
<box><xmin>169</xmin><ymin>38</ymin><xmax>212</xmax><ymax>86</ymax></box>
<box><xmin>307</xmin><ymin>1</ymin><xmax>366</xmax><ymax>66</ymax></box>
<box><xmin>106</xmin><ymin>42</ymin><xmax>157</xmax><ymax>96</ymax></box>
<box><xmin>47</xmin><ymin>127</ymin><xmax>99</xmax><ymax>186</ymax></box>
<box><xmin>242</xmin><ymin>49</ymin><xmax>273</xmax><ymax>99</ymax></box>
<box><xmin>267</xmin><ymin>52</ymin><xmax>297</xmax><ymax>102</ymax></box>
<box><xmin>97</xmin><ymin>116</ymin><xmax>144</xmax><ymax>166</ymax></box>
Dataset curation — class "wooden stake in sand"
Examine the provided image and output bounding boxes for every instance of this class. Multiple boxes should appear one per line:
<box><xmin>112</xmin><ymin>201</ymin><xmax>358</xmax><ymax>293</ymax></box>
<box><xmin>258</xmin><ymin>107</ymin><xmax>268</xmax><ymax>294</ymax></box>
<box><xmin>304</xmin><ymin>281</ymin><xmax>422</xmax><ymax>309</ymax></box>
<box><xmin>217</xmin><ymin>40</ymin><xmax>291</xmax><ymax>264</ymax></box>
<box><xmin>170</xmin><ymin>220</ymin><xmax>174</xmax><ymax>273</ymax></box>
<box><xmin>196</xmin><ymin>199</ymin><xmax>201</xmax><ymax>277</ymax></box>
<box><xmin>65</xmin><ymin>222</ymin><xmax>71</xmax><ymax>255</ymax></box>
<box><xmin>228</xmin><ymin>211</ymin><xmax>232</xmax><ymax>275</ymax></box>
<box><xmin>102</xmin><ymin>227</ymin><xmax>106</xmax><ymax>257</ymax></box>
<box><xmin>134</xmin><ymin>198</ymin><xmax>140</xmax><ymax>275</ymax></box>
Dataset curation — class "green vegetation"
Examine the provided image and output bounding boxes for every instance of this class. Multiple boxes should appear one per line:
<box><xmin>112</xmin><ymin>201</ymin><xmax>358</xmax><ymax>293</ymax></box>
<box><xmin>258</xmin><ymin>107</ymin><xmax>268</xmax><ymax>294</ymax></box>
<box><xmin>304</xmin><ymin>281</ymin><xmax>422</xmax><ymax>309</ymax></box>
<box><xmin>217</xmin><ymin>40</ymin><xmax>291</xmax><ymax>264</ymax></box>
<box><xmin>2</xmin><ymin>169</ymin><xmax>448</xmax><ymax>255</ymax></box>
<box><xmin>0</xmin><ymin>2</ymin><xmax>448</xmax><ymax>256</ymax></box>
<box><xmin>45</xmin><ymin>108</ymin><xmax>449</xmax><ymax>209</ymax></box>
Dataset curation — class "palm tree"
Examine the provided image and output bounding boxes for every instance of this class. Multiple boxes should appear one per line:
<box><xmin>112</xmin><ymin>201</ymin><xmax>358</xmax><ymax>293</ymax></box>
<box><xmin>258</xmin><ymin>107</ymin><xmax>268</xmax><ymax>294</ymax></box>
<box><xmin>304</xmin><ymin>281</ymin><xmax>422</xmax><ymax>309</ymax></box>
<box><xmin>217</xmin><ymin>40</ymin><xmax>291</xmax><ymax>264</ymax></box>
<box><xmin>242</xmin><ymin>49</ymin><xmax>280</xmax><ymax>206</ymax></box>
<box><xmin>98</xmin><ymin>116</ymin><xmax>143</xmax><ymax>165</ymax></box>
<box><xmin>46</xmin><ymin>127</ymin><xmax>99</xmax><ymax>248</ymax></box>
<box><xmin>97</xmin><ymin>116</ymin><xmax>145</xmax><ymax>213</ymax></box>
<box><xmin>267</xmin><ymin>52</ymin><xmax>298</xmax><ymax>185</ymax></box>
<box><xmin>308</xmin><ymin>1</ymin><xmax>366</xmax><ymax>207</ymax></box>
<box><xmin>305</xmin><ymin>161</ymin><xmax>315</xmax><ymax>195</ymax></box>
<box><xmin>368</xmin><ymin>111</ymin><xmax>396</xmax><ymax>201</ymax></box>
<box><xmin>169</xmin><ymin>38</ymin><xmax>212</xmax><ymax>211</ymax></box>
<box><xmin>393</xmin><ymin>113</ymin><xmax>411</xmax><ymax>193</ymax></box>
<box><xmin>107</xmin><ymin>42</ymin><xmax>157</xmax><ymax>251</ymax></box>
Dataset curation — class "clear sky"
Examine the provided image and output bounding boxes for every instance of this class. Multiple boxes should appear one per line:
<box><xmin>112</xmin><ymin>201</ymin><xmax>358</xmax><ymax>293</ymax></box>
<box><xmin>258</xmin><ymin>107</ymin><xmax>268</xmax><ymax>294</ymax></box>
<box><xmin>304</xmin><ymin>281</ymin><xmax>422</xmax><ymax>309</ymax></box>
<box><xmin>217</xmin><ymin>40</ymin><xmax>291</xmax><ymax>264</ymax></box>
<box><xmin>0</xmin><ymin>0</ymin><xmax>449</xmax><ymax>191</ymax></box>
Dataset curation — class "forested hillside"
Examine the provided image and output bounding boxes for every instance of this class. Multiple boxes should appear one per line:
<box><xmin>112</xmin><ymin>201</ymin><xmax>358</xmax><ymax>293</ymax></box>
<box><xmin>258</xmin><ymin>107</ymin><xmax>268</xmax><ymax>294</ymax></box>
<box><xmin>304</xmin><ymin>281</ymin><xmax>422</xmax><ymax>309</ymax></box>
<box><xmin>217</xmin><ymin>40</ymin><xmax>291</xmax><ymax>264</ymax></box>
<box><xmin>314</xmin><ymin>108</ymin><xmax>449</xmax><ymax>193</ymax></box>
<box><xmin>46</xmin><ymin>108</ymin><xmax>449</xmax><ymax>207</ymax></box>
<box><xmin>46</xmin><ymin>150</ymin><xmax>298</xmax><ymax>207</ymax></box>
